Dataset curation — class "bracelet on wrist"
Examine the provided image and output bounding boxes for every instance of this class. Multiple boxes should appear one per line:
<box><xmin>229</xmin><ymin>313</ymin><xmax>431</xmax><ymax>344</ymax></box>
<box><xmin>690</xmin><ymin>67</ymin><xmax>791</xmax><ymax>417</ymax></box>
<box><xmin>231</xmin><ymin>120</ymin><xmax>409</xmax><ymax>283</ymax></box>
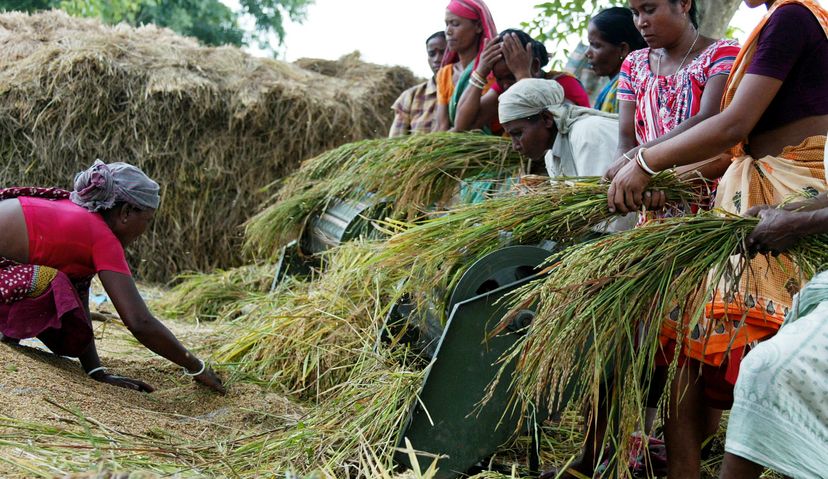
<box><xmin>86</xmin><ymin>366</ymin><xmax>106</xmax><ymax>377</ymax></box>
<box><xmin>636</xmin><ymin>148</ymin><xmax>657</xmax><ymax>176</ymax></box>
<box><xmin>183</xmin><ymin>359</ymin><xmax>206</xmax><ymax>377</ymax></box>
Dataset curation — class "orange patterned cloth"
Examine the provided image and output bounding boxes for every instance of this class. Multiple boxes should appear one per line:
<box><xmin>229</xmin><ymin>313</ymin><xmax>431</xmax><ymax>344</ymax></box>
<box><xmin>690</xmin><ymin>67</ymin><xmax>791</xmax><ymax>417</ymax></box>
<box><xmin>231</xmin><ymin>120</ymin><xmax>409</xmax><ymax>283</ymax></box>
<box><xmin>661</xmin><ymin>136</ymin><xmax>827</xmax><ymax>366</ymax></box>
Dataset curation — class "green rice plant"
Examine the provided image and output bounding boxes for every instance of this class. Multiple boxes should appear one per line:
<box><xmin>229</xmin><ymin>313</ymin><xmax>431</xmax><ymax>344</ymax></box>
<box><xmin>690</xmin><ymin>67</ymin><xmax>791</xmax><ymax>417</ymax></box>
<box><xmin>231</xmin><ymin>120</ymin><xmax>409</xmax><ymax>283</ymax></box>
<box><xmin>212</xmin><ymin>241</ymin><xmax>406</xmax><ymax>398</ymax></box>
<box><xmin>244</xmin><ymin>133</ymin><xmax>524</xmax><ymax>259</ymax></box>
<box><xmin>496</xmin><ymin>212</ymin><xmax>828</xmax><ymax>475</ymax></box>
<box><xmin>154</xmin><ymin>263</ymin><xmax>275</xmax><ymax>321</ymax></box>
<box><xmin>367</xmin><ymin>173</ymin><xmax>701</xmax><ymax>319</ymax></box>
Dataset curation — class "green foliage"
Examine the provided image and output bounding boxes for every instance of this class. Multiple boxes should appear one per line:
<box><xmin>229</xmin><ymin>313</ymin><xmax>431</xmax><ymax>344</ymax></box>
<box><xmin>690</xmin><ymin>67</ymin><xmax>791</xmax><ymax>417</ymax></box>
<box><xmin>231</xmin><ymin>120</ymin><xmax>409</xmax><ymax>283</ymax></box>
<box><xmin>0</xmin><ymin>0</ymin><xmax>312</xmax><ymax>48</ymax></box>
<box><xmin>135</xmin><ymin>0</ymin><xmax>245</xmax><ymax>47</ymax></box>
<box><xmin>239</xmin><ymin>0</ymin><xmax>310</xmax><ymax>49</ymax></box>
<box><xmin>522</xmin><ymin>0</ymin><xmax>622</xmax><ymax>66</ymax></box>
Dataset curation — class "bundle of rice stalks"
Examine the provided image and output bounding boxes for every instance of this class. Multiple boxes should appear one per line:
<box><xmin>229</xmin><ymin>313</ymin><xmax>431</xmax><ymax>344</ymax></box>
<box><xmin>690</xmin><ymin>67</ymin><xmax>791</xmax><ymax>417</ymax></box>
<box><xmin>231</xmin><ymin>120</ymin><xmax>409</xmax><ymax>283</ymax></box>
<box><xmin>153</xmin><ymin>263</ymin><xmax>275</xmax><ymax>321</ymax></box>
<box><xmin>0</xmin><ymin>414</ymin><xmax>223</xmax><ymax>478</ymax></box>
<box><xmin>243</xmin><ymin>133</ymin><xmax>523</xmax><ymax>259</ymax></box>
<box><xmin>213</xmin><ymin>241</ymin><xmax>406</xmax><ymax>398</ymax></box>
<box><xmin>368</xmin><ymin>173</ymin><xmax>700</xmax><ymax>317</ymax></box>
<box><xmin>0</xmin><ymin>11</ymin><xmax>417</xmax><ymax>282</ymax></box>
<box><xmin>224</xmin><ymin>346</ymin><xmax>425</xmax><ymax>478</ymax></box>
<box><xmin>499</xmin><ymin>212</ymin><xmax>828</xmax><ymax>474</ymax></box>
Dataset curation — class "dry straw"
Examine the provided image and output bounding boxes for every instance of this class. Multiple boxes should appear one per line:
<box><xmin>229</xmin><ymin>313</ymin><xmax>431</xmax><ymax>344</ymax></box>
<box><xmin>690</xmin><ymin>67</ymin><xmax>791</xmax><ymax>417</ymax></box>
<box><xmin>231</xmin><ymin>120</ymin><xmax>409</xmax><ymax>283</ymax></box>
<box><xmin>0</xmin><ymin>11</ymin><xmax>417</xmax><ymax>281</ymax></box>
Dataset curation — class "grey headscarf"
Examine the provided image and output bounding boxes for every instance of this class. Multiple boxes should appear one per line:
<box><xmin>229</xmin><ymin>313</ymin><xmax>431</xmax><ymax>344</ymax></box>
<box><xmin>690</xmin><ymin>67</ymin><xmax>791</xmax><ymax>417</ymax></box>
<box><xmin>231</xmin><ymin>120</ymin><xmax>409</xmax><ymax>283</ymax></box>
<box><xmin>498</xmin><ymin>78</ymin><xmax>617</xmax><ymax>134</ymax></box>
<box><xmin>70</xmin><ymin>160</ymin><xmax>160</xmax><ymax>212</ymax></box>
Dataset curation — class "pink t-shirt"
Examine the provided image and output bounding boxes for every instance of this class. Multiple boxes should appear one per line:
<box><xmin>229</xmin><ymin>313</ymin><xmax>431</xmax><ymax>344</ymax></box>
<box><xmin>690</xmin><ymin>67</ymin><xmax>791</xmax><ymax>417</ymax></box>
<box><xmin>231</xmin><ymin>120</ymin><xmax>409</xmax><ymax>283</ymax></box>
<box><xmin>617</xmin><ymin>39</ymin><xmax>740</xmax><ymax>144</ymax></box>
<box><xmin>19</xmin><ymin>197</ymin><xmax>131</xmax><ymax>279</ymax></box>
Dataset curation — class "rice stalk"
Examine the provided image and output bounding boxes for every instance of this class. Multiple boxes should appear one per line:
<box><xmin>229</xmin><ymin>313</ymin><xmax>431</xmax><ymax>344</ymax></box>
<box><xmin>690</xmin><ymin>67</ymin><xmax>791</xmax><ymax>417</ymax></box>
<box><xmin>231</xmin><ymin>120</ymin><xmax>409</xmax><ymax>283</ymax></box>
<box><xmin>212</xmin><ymin>241</ymin><xmax>405</xmax><ymax>398</ymax></box>
<box><xmin>498</xmin><ymin>212</ymin><xmax>828</xmax><ymax>476</ymax></box>
<box><xmin>154</xmin><ymin>263</ymin><xmax>275</xmax><ymax>321</ymax></box>
<box><xmin>243</xmin><ymin>133</ymin><xmax>524</xmax><ymax>259</ymax></box>
<box><xmin>366</xmin><ymin>172</ymin><xmax>701</xmax><ymax>319</ymax></box>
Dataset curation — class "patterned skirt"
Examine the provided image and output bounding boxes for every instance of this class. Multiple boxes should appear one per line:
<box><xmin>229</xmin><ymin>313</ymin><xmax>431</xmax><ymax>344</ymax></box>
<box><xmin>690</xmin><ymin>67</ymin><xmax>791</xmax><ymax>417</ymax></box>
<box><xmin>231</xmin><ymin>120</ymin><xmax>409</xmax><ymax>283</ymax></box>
<box><xmin>0</xmin><ymin>257</ymin><xmax>93</xmax><ymax>357</ymax></box>
<box><xmin>660</xmin><ymin>135</ymin><xmax>828</xmax><ymax>367</ymax></box>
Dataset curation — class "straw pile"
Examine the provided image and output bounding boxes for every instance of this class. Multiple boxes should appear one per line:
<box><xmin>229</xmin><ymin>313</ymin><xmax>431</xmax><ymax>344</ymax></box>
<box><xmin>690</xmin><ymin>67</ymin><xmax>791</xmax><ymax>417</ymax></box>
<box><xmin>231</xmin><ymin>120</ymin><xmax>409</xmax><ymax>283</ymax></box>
<box><xmin>0</xmin><ymin>10</ymin><xmax>418</xmax><ymax>281</ymax></box>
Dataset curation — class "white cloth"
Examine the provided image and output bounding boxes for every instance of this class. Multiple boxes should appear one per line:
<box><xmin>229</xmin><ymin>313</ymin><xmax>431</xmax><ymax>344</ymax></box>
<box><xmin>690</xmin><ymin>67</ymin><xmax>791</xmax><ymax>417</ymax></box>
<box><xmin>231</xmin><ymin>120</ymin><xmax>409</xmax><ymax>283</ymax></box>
<box><xmin>725</xmin><ymin>270</ymin><xmax>828</xmax><ymax>479</ymax></box>
<box><xmin>498</xmin><ymin>78</ymin><xmax>616</xmax><ymax>134</ymax></box>
<box><xmin>545</xmin><ymin>115</ymin><xmax>619</xmax><ymax>178</ymax></box>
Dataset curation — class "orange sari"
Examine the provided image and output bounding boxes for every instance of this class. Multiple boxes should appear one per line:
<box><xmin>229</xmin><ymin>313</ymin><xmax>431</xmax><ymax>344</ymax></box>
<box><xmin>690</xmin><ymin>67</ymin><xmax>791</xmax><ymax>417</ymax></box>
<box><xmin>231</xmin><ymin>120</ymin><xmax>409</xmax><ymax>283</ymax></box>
<box><xmin>661</xmin><ymin>0</ymin><xmax>828</xmax><ymax>367</ymax></box>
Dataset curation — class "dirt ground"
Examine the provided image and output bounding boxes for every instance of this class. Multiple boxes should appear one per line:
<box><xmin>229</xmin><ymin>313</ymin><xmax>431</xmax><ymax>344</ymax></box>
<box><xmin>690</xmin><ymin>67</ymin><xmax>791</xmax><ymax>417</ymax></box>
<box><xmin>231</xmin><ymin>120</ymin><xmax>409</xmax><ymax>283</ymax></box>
<box><xmin>0</xmin><ymin>283</ymin><xmax>304</xmax><ymax>478</ymax></box>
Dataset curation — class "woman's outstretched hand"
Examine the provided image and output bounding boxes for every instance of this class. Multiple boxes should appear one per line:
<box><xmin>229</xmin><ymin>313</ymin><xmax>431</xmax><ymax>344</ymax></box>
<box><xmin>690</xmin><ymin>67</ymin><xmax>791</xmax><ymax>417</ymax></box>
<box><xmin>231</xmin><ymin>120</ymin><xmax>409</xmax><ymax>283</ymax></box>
<box><xmin>193</xmin><ymin>366</ymin><xmax>226</xmax><ymax>394</ymax></box>
<box><xmin>91</xmin><ymin>370</ymin><xmax>155</xmax><ymax>393</ymax></box>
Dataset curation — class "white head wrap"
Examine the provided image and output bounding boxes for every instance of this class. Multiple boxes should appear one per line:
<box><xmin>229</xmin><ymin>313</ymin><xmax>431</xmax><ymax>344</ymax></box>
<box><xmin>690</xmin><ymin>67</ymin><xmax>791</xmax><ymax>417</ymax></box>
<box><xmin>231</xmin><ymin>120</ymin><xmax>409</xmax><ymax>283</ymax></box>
<box><xmin>70</xmin><ymin>160</ymin><xmax>160</xmax><ymax>212</ymax></box>
<box><xmin>498</xmin><ymin>78</ymin><xmax>617</xmax><ymax>134</ymax></box>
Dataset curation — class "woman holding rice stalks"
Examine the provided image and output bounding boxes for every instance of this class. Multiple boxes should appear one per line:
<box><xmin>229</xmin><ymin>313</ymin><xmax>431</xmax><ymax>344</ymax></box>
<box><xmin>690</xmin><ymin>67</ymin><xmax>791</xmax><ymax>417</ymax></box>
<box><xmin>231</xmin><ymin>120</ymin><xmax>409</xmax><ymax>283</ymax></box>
<box><xmin>608</xmin><ymin>0</ymin><xmax>827</xmax><ymax>476</ymax></box>
<box><xmin>453</xmin><ymin>28</ymin><xmax>590</xmax><ymax>133</ymax></box>
<box><xmin>435</xmin><ymin>0</ymin><xmax>498</xmax><ymax>131</ymax></box>
<box><xmin>605</xmin><ymin>0</ymin><xmax>740</xmax><ymax>185</ymax></box>
<box><xmin>0</xmin><ymin>161</ymin><xmax>225</xmax><ymax>394</ymax></box>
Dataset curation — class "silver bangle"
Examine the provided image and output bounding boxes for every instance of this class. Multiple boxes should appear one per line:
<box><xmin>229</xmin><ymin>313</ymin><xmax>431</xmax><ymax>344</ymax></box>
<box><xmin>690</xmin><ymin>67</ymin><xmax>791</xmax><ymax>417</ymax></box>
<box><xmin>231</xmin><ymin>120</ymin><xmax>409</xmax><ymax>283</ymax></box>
<box><xmin>636</xmin><ymin>148</ymin><xmax>657</xmax><ymax>176</ymax></box>
<box><xmin>183</xmin><ymin>359</ymin><xmax>206</xmax><ymax>377</ymax></box>
<box><xmin>86</xmin><ymin>366</ymin><xmax>106</xmax><ymax>376</ymax></box>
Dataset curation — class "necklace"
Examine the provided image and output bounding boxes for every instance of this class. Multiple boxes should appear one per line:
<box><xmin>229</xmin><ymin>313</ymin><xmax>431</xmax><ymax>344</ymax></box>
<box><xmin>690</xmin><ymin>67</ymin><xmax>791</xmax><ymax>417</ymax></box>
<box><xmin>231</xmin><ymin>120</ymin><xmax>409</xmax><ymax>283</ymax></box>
<box><xmin>655</xmin><ymin>28</ymin><xmax>701</xmax><ymax>78</ymax></box>
<box><xmin>654</xmin><ymin>28</ymin><xmax>701</xmax><ymax>124</ymax></box>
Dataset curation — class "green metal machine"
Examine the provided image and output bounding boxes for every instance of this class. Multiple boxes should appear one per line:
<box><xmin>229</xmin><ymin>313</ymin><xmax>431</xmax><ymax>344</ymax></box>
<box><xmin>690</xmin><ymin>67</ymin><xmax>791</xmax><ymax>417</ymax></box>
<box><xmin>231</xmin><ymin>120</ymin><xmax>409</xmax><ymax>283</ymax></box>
<box><xmin>393</xmin><ymin>244</ymin><xmax>557</xmax><ymax>477</ymax></box>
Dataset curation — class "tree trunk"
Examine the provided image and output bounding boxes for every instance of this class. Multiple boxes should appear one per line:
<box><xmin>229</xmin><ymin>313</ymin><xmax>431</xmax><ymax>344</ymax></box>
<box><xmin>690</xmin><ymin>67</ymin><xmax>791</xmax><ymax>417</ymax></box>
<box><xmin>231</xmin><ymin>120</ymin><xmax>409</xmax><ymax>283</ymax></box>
<box><xmin>696</xmin><ymin>0</ymin><xmax>744</xmax><ymax>39</ymax></box>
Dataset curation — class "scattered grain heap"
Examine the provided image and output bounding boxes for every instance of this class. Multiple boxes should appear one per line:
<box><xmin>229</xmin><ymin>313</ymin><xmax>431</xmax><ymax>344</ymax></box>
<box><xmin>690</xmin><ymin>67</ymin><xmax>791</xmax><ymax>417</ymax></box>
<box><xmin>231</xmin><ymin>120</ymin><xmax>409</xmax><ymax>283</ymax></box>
<box><xmin>0</xmin><ymin>10</ymin><xmax>417</xmax><ymax>281</ymax></box>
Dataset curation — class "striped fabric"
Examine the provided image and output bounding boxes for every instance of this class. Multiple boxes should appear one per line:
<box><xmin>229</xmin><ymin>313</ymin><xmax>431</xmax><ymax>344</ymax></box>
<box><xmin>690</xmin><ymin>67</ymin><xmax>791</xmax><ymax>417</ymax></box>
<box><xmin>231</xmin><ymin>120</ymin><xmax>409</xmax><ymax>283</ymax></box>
<box><xmin>617</xmin><ymin>39</ymin><xmax>740</xmax><ymax>145</ymax></box>
<box><xmin>389</xmin><ymin>78</ymin><xmax>439</xmax><ymax>137</ymax></box>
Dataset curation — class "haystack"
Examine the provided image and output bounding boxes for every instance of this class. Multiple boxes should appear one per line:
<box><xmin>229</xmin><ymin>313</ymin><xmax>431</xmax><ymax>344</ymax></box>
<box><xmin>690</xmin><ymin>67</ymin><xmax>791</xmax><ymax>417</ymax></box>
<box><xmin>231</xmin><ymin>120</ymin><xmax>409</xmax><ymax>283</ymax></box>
<box><xmin>0</xmin><ymin>10</ymin><xmax>417</xmax><ymax>281</ymax></box>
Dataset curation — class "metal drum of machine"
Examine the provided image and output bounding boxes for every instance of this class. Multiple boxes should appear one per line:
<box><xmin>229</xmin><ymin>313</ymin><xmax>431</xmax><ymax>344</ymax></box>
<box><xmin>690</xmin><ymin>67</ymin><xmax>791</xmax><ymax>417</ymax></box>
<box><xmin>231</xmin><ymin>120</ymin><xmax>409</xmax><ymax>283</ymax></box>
<box><xmin>303</xmin><ymin>193</ymin><xmax>390</xmax><ymax>254</ymax></box>
<box><xmin>271</xmin><ymin>193</ymin><xmax>389</xmax><ymax>288</ymax></box>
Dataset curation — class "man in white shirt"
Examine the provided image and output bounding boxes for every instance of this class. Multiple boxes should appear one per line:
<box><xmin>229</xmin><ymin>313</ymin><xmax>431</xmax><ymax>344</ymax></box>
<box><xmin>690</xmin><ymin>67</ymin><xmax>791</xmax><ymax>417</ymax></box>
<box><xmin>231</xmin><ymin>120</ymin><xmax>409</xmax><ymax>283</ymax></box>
<box><xmin>498</xmin><ymin>78</ymin><xmax>618</xmax><ymax>178</ymax></box>
<box><xmin>499</xmin><ymin>78</ymin><xmax>632</xmax><ymax>232</ymax></box>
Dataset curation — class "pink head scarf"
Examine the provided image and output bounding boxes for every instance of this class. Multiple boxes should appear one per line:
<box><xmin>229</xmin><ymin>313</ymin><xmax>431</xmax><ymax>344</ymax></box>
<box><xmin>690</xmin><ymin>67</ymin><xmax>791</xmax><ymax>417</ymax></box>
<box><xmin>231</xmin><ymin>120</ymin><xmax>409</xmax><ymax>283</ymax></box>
<box><xmin>442</xmin><ymin>0</ymin><xmax>498</xmax><ymax>69</ymax></box>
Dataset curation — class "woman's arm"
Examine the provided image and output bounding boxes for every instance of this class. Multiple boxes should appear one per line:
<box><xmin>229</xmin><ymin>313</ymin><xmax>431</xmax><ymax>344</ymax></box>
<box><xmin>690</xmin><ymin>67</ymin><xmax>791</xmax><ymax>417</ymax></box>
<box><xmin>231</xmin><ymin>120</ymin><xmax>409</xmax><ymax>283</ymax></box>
<box><xmin>435</xmin><ymin>104</ymin><xmax>451</xmax><ymax>131</ymax></box>
<box><xmin>607</xmin><ymin>74</ymin><xmax>784</xmax><ymax>213</ymax></box>
<box><xmin>604</xmin><ymin>100</ymin><xmax>637</xmax><ymax>181</ymax></box>
<box><xmin>643</xmin><ymin>74</ymin><xmax>782</xmax><ymax>170</ymax></box>
<box><xmin>453</xmin><ymin>90</ymin><xmax>500</xmax><ymax>132</ymax></box>
<box><xmin>453</xmin><ymin>38</ymin><xmax>502</xmax><ymax>132</ymax></box>
<box><xmin>99</xmin><ymin>270</ymin><xmax>225</xmax><ymax>393</ymax></box>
